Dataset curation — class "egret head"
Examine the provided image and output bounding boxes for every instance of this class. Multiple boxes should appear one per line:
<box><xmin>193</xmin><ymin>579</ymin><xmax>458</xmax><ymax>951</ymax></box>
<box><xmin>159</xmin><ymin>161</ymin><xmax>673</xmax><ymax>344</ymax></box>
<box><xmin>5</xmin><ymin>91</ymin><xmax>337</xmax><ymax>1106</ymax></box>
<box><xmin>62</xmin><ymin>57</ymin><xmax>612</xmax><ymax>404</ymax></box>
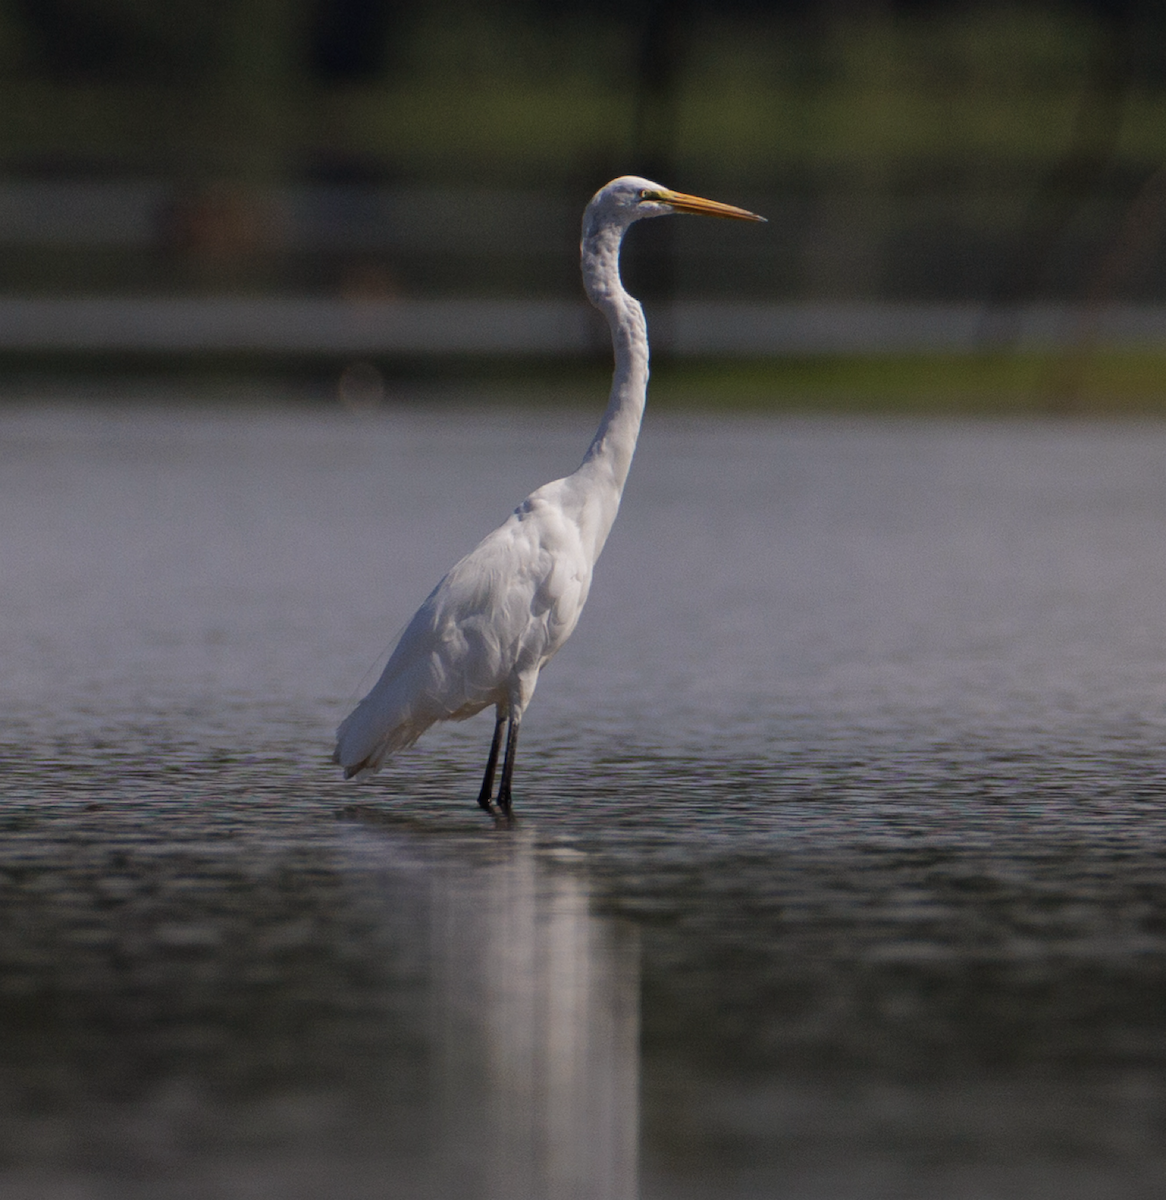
<box><xmin>585</xmin><ymin>175</ymin><xmax>765</xmax><ymax>236</ymax></box>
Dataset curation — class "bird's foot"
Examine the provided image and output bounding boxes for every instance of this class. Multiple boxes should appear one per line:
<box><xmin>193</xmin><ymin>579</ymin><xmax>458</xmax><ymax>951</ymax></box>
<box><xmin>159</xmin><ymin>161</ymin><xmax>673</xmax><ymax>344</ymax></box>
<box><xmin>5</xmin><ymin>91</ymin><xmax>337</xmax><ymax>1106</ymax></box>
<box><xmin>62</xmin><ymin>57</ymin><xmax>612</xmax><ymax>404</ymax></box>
<box><xmin>475</xmin><ymin>788</ymin><xmax>515</xmax><ymax>828</ymax></box>
<box><xmin>495</xmin><ymin>789</ymin><xmax>514</xmax><ymax>824</ymax></box>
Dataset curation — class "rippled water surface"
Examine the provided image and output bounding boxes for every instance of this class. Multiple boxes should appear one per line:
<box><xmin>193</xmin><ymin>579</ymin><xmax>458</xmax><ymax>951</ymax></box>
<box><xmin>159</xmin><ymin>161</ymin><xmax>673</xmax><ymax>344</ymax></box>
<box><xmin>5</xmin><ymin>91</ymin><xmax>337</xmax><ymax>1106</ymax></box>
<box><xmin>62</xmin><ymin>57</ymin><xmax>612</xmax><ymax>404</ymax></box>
<box><xmin>3</xmin><ymin>401</ymin><xmax>1166</xmax><ymax>1198</ymax></box>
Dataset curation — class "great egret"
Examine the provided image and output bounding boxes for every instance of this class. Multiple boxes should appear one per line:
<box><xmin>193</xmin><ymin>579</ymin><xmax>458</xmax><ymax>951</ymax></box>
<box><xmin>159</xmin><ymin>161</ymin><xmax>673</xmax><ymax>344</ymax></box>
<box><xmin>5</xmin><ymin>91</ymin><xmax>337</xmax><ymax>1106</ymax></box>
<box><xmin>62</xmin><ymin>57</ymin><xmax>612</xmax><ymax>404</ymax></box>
<box><xmin>334</xmin><ymin>176</ymin><xmax>764</xmax><ymax>817</ymax></box>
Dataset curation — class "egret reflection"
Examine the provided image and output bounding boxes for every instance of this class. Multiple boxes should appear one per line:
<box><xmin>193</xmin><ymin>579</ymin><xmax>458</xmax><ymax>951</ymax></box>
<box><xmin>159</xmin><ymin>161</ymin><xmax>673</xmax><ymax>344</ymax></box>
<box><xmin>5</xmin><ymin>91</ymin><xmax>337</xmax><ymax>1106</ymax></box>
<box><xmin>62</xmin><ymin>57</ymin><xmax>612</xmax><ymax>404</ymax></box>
<box><xmin>343</xmin><ymin>827</ymin><xmax>640</xmax><ymax>1200</ymax></box>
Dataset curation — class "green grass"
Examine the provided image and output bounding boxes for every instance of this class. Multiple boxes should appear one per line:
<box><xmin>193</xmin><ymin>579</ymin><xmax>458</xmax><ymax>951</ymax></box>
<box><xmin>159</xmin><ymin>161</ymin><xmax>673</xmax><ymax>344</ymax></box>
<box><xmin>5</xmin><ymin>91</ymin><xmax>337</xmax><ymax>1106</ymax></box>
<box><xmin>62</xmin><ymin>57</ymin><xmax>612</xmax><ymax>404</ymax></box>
<box><xmin>5</xmin><ymin>350</ymin><xmax>1166</xmax><ymax>417</ymax></box>
<box><xmin>644</xmin><ymin>352</ymin><xmax>1166</xmax><ymax>416</ymax></box>
<box><xmin>381</xmin><ymin>350</ymin><xmax>1166</xmax><ymax>417</ymax></box>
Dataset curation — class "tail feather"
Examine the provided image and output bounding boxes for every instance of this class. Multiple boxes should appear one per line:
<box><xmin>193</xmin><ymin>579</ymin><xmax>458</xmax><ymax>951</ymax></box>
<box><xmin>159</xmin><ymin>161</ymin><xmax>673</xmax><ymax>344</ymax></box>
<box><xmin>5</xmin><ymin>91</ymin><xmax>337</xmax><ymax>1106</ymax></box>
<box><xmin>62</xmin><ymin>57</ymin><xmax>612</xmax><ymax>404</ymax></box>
<box><xmin>333</xmin><ymin>680</ymin><xmax>432</xmax><ymax>778</ymax></box>
<box><xmin>334</xmin><ymin>599</ymin><xmax>489</xmax><ymax>777</ymax></box>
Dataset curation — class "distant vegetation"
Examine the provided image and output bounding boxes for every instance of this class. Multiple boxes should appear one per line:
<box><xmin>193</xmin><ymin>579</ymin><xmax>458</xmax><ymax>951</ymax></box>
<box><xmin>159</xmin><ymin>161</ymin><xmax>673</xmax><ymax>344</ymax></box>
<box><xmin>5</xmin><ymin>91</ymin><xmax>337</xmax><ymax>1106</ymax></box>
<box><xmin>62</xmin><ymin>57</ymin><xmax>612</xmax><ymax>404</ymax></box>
<box><xmin>0</xmin><ymin>2</ymin><xmax>1162</xmax><ymax>305</ymax></box>
<box><xmin>1</xmin><ymin>1</ymin><xmax>1164</xmax><ymax>187</ymax></box>
<box><xmin>2</xmin><ymin>0</ymin><xmax>1166</xmax><ymax>411</ymax></box>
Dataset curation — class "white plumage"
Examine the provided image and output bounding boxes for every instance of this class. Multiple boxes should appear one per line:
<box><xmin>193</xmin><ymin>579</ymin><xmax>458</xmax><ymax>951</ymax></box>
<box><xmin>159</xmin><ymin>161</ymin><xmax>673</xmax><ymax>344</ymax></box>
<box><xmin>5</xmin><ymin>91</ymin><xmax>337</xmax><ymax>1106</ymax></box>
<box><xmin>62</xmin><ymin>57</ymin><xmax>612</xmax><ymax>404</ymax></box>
<box><xmin>334</xmin><ymin>176</ymin><xmax>764</xmax><ymax>817</ymax></box>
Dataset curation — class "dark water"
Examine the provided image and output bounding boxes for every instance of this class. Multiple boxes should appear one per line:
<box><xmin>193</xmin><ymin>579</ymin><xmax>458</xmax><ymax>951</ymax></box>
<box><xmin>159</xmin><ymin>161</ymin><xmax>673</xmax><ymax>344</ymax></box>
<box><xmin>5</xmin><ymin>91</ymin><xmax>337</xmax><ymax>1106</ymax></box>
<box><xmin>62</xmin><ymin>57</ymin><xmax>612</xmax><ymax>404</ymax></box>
<box><xmin>3</xmin><ymin>402</ymin><xmax>1166</xmax><ymax>1198</ymax></box>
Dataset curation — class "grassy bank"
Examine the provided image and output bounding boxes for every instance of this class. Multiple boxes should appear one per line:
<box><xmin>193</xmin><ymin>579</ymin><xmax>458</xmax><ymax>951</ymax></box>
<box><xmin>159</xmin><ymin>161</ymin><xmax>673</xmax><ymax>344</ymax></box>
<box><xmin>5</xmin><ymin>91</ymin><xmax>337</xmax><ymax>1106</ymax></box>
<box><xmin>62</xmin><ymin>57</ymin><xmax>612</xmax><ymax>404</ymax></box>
<box><xmin>3</xmin><ymin>350</ymin><xmax>1166</xmax><ymax>417</ymax></box>
<box><xmin>456</xmin><ymin>351</ymin><xmax>1166</xmax><ymax>416</ymax></box>
<box><xmin>645</xmin><ymin>352</ymin><xmax>1166</xmax><ymax>416</ymax></box>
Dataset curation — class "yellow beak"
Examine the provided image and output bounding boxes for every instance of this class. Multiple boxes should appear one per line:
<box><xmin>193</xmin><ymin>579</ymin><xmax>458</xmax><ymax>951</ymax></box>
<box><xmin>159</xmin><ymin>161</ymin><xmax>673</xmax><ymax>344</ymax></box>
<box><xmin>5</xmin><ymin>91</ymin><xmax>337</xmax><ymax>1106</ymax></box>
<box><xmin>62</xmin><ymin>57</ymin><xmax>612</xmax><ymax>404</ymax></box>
<box><xmin>649</xmin><ymin>189</ymin><xmax>766</xmax><ymax>222</ymax></box>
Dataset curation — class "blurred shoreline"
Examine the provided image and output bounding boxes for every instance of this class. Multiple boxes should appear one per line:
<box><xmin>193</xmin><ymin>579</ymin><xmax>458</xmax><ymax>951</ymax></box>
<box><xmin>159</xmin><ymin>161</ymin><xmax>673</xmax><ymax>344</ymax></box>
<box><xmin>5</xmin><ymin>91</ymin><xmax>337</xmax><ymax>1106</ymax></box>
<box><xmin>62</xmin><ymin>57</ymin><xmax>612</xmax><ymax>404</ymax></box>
<box><xmin>1</xmin><ymin>348</ymin><xmax>1164</xmax><ymax>418</ymax></box>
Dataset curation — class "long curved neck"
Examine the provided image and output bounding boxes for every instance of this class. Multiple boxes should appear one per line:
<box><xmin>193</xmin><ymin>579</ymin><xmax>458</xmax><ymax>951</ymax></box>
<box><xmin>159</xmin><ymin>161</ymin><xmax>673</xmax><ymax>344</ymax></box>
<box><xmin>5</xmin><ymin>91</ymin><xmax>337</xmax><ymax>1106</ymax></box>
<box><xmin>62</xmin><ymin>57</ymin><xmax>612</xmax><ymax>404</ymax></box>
<box><xmin>575</xmin><ymin>218</ymin><xmax>649</xmax><ymax>522</ymax></box>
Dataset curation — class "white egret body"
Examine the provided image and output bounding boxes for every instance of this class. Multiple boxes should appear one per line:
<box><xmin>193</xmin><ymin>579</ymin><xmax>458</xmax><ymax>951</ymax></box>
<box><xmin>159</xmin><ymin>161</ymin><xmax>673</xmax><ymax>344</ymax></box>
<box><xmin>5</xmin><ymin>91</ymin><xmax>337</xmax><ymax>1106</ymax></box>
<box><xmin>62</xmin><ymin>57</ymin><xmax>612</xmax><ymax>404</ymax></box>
<box><xmin>334</xmin><ymin>177</ymin><xmax>764</xmax><ymax>817</ymax></box>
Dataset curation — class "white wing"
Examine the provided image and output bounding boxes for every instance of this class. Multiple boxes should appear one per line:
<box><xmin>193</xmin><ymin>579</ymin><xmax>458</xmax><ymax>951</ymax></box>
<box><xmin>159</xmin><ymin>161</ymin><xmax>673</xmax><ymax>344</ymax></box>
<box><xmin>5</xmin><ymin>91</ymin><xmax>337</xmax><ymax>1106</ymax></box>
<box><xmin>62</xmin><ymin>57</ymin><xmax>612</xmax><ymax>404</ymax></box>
<box><xmin>334</xmin><ymin>480</ymin><xmax>593</xmax><ymax>777</ymax></box>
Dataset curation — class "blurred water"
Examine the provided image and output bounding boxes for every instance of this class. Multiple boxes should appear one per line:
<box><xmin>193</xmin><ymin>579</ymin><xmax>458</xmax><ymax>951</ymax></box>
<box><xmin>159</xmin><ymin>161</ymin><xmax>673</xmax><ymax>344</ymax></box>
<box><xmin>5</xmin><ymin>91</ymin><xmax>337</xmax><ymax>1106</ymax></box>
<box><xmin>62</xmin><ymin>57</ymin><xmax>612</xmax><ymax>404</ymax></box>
<box><xmin>2</xmin><ymin>401</ymin><xmax>1166</xmax><ymax>1198</ymax></box>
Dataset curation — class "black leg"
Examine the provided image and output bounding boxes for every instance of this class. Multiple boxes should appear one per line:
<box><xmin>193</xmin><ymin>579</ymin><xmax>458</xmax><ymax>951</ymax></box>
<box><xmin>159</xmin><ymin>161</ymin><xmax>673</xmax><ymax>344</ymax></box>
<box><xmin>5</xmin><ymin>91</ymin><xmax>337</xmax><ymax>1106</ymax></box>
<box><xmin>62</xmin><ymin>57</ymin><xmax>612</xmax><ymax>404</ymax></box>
<box><xmin>496</xmin><ymin>717</ymin><xmax>521</xmax><ymax>818</ymax></box>
<box><xmin>476</xmin><ymin>709</ymin><xmax>506</xmax><ymax>813</ymax></box>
